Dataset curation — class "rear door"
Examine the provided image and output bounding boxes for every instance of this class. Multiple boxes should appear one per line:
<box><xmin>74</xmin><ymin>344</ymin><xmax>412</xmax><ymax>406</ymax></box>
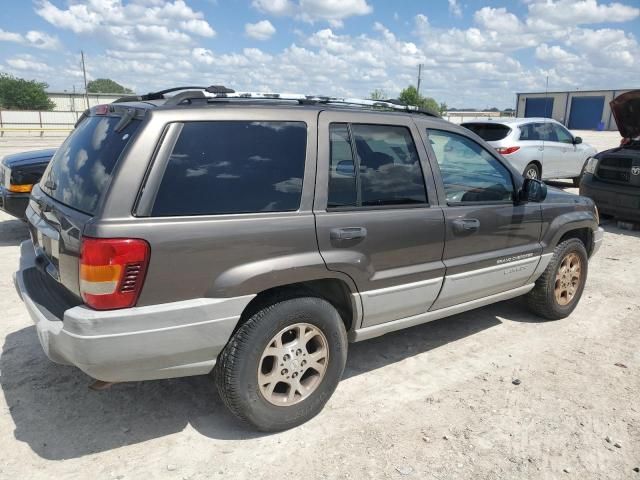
<box><xmin>421</xmin><ymin>127</ymin><xmax>543</xmax><ymax>310</ymax></box>
<box><xmin>27</xmin><ymin>108</ymin><xmax>143</xmax><ymax>298</ymax></box>
<box><xmin>314</xmin><ymin>111</ymin><xmax>446</xmax><ymax>328</ymax></box>
<box><xmin>517</xmin><ymin>122</ymin><xmax>546</xmax><ymax>178</ymax></box>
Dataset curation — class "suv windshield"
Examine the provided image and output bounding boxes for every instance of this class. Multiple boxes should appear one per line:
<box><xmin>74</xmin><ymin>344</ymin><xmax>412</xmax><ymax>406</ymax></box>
<box><xmin>40</xmin><ymin>114</ymin><xmax>141</xmax><ymax>215</ymax></box>
<box><xmin>462</xmin><ymin>123</ymin><xmax>511</xmax><ymax>142</ymax></box>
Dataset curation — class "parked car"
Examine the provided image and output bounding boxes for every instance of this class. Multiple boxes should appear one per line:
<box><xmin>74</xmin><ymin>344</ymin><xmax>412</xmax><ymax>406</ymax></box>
<box><xmin>14</xmin><ymin>87</ymin><xmax>603</xmax><ymax>431</ymax></box>
<box><xmin>0</xmin><ymin>149</ymin><xmax>55</xmax><ymax>219</ymax></box>
<box><xmin>462</xmin><ymin>118</ymin><xmax>597</xmax><ymax>185</ymax></box>
<box><xmin>580</xmin><ymin>90</ymin><xmax>640</xmax><ymax>222</ymax></box>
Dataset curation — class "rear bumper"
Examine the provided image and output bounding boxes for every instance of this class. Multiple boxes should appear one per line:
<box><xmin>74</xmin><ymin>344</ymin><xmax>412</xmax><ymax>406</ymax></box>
<box><xmin>14</xmin><ymin>240</ymin><xmax>253</xmax><ymax>382</ymax></box>
<box><xmin>580</xmin><ymin>175</ymin><xmax>640</xmax><ymax>222</ymax></box>
<box><xmin>0</xmin><ymin>187</ymin><xmax>29</xmax><ymax>219</ymax></box>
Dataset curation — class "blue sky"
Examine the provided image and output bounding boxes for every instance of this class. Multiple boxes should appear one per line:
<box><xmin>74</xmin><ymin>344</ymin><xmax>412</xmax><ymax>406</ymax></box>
<box><xmin>1</xmin><ymin>0</ymin><xmax>639</xmax><ymax>108</ymax></box>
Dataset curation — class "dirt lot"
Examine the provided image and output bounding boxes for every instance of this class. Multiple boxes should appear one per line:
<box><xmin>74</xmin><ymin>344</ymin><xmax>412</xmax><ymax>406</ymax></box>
<box><xmin>1</xmin><ymin>133</ymin><xmax>638</xmax><ymax>479</ymax></box>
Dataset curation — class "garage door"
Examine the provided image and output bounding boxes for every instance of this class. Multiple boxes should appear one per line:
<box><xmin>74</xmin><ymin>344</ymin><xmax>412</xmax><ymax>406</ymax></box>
<box><xmin>524</xmin><ymin>97</ymin><xmax>554</xmax><ymax>118</ymax></box>
<box><xmin>568</xmin><ymin>96</ymin><xmax>605</xmax><ymax>130</ymax></box>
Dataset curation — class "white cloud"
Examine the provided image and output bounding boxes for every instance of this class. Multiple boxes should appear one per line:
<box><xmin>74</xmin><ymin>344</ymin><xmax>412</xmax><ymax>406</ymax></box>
<box><xmin>448</xmin><ymin>0</ymin><xmax>462</xmax><ymax>17</ymax></box>
<box><xmin>0</xmin><ymin>28</ymin><xmax>61</xmax><ymax>49</ymax></box>
<box><xmin>527</xmin><ymin>0</ymin><xmax>639</xmax><ymax>26</ymax></box>
<box><xmin>0</xmin><ymin>29</ymin><xmax>24</xmax><ymax>43</ymax></box>
<box><xmin>252</xmin><ymin>0</ymin><xmax>372</xmax><ymax>24</ymax></box>
<box><xmin>535</xmin><ymin>44</ymin><xmax>580</xmax><ymax>62</ymax></box>
<box><xmin>245</xmin><ymin>20</ymin><xmax>276</xmax><ymax>40</ymax></box>
<box><xmin>35</xmin><ymin>0</ymin><xmax>215</xmax><ymax>47</ymax></box>
<box><xmin>180</xmin><ymin>19</ymin><xmax>216</xmax><ymax>37</ymax></box>
<box><xmin>6</xmin><ymin>55</ymin><xmax>52</xmax><ymax>72</ymax></box>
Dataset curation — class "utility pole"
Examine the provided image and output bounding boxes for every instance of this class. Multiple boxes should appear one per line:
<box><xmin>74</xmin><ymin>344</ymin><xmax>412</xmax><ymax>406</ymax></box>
<box><xmin>416</xmin><ymin>64</ymin><xmax>423</xmax><ymax>95</ymax></box>
<box><xmin>80</xmin><ymin>50</ymin><xmax>89</xmax><ymax>110</ymax></box>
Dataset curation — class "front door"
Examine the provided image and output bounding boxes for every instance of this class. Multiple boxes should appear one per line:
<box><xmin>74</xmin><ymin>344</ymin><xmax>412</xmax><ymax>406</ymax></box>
<box><xmin>314</xmin><ymin>112</ymin><xmax>446</xmax><ymax>328</ymax></box>
<box><xmin>551</xmin><ymin>123</ymin><xmax>584</xmax><ymax>178</ymax></box>
<box><xmin>423</xmin><ymin>128</ymin><xmax>543</xmax><ymax>310</ymax></box>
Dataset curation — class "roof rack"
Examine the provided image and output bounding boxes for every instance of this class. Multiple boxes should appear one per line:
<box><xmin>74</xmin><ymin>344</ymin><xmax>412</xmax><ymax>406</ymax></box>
<box><xmin>115</xmin><ymin>85</ymin><xmax>439</xmax><ymax>117</ymax></box>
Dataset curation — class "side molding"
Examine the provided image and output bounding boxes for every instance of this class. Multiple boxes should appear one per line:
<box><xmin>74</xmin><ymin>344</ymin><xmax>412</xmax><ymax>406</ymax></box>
<box><xmin>350</xmin><ymin>284</ymin><xmax>535</xmax><ymax>342</ymax></box>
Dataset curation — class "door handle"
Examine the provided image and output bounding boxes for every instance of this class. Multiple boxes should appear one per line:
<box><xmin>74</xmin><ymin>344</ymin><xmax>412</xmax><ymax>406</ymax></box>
<box><xmin>452</xmin><ymin>218</ymin><xmax>480</xmax><ymax>234</ymax></box>
<box><xmin>330</xmin><ymin>227</ymin><xmax>367</xmax><ymax>242</ymax></box>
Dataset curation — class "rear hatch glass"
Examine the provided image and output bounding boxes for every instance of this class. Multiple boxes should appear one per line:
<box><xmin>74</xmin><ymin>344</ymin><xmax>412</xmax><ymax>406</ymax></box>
<box><xmin>40</xmin><ymin>113</ymin><xmax>141</xmax><ymax>215</ymax></box>
<box><xmin>462</xmin><ymin>123</ymin><xmax>511</xmax><ymax>142</ymax></box>
<box><xmin>28</xmin><ymin>109</ymin><xmax>142</xmax><ymax>301</ymax></box>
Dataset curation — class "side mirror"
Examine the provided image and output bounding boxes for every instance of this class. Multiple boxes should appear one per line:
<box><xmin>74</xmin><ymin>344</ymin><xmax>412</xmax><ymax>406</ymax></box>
<box><xmin>520</xmin><ymin>178</ymin><xmax>547</xmax><ymax>203</ymax></box>
<box><xmin>573</xmin><ymin>136</ymin><xmax>583</xmax><ymax>145</ymax></box>
<box><xmin>336</xmin><ymin>160</ymin><xmax>355</xmax><ymax>176</ymax></box>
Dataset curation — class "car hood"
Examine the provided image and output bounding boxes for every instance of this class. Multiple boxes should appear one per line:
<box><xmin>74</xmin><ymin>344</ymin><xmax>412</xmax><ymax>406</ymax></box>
<box><xmin>1</xmin><ymin>148</ymin><xmax>56</xmax><ymax>168</ymax></box>
<box><xmin>610</xmin><ymin>90</ymin><xmax>640</xmax><ymax>139</ymax></box>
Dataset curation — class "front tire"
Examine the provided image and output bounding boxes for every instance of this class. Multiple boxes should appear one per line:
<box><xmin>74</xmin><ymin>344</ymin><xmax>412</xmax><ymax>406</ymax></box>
<box><xmin>216</xmin><ymin>296</ymin><xmax>348</xmax><ymax>431</ymax></box>
<box><xmin>526</xmin><ymin>238</ymin><xmax>588</xmax><ymax>320</ymax></box>
<box><xmin>524</xmin><ymin>163</ymin><xmax>540</xmax><ymax>180</ymax></box>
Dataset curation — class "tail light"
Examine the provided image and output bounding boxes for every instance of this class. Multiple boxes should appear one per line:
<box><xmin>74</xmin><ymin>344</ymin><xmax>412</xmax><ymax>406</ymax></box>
<box><xmin>496</xmin><ymin>146</ymin><xmax>520</xmax><ymax>155</ymax></box>
<box><xmin>80</xmin><ymin>237</ymin><xmax>150</xmax><ymax>310</ymax></box>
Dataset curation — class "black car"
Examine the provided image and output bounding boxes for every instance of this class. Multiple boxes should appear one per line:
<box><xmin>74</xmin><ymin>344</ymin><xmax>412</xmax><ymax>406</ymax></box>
<box><xmin>0</xmin><ymin>148</ymin><xmax>55</xmax><ymax>219</ymax></box>
<box><xmin>580</xmin><ymin>90</ymin><xmax>640</xmax><ymax>222</ymax></box>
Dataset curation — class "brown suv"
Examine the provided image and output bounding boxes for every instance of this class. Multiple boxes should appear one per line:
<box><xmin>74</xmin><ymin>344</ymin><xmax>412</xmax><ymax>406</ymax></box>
<box><xmin>14</xmin><ymin>87</ymin><xmax>602</xmax><ymax>431</ymax></box>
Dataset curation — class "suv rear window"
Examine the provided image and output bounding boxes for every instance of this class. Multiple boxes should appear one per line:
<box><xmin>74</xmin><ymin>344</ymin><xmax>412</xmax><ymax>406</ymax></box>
<box><xmin>151</xmin><ymin>121</ymin><xmax>307</xmax><ymax>216</ymax></box>
<box><xmin>462</xmin><ymin>123</ymin><xmax>511</xmax><ymax>141</ymax></box>
<box><xmin>41</xmin><ymin>115</ymin><xmax>141</xmax><ymax>215</ymax></box>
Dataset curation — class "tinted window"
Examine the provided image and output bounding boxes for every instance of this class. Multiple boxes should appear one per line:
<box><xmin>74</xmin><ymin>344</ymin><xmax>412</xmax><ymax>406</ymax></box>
<box><xmin>519</xmin><ymin>122</ymin><xmax>557</xmax><ymax>141</ymax></box>
<box><xmin>328</xmin><ymin>124</ymin><xmax>427</xmax><ymax>208</ymax></box>
<box><xmin>328</xmin><ymin>123</ymin><xmax>357</xmax><ymax>208</ymax></box>
<box><xmin>428</xmin><ymin>129</ymin><xmax>514</xmax><ymax>203</ymax></box>
<box><xmin>462</xmin><ymin>123</ymin><xmax>511</xmax><ymax>141</ymax></box>
<box><xmin>152</xmin><ymin>121</ymin><xmax>306</xmax><ymax>216</ymax></box>
<box><xmin>353</xmin><ymin>124</ymin><xmax>427</xmax><ymax>206</ymax></box>
<box><xmin>553</xmin><ymin>124</ymin><xmax>574</xmax><ymax>143</ymax></box>
<box><xmin>41</xmin><ymin>115</ymin><xmax>141</xmax><ymax>214</ymax></box>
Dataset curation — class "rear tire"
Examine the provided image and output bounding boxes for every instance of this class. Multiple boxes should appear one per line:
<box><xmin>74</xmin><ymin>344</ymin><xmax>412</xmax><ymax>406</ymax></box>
<box><xmin>215</xmin><ymin>296</ymin><xmax>348</xmax><ymax>432</ymax></box>
<box><xmin>524</xmin><ymin>163</ymin><xmax>540</xmax><ymax>180</ymax></box>
<box><xmin>526</xmin><ymin>238</ymin><xmax>588</xmax><ymax>320</ymax></box>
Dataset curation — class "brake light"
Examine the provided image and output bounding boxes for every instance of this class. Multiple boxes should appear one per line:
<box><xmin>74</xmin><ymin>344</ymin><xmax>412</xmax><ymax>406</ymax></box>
<box><xmin>496</xmin><ymin>146</ymin><xmax>520</xmax><ymax>155</ymax></box>
<box><xmin>8</xmin><ymin>183</ymin><xmax>34</xmax><ymax>193</ymax></box>
<box><xmin>95</xmin><ymin>104</ymin><xmax>110</xmax><ymax>115</ymax></box>
<box><xmin>80</xmin><ymin>237</ymin><xmax>150</xmax><ymax>310</ymax></box>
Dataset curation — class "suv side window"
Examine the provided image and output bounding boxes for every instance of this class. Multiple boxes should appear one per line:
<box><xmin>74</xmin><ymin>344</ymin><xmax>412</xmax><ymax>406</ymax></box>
<box><xmin>327</xmin><ymin>123</ymin><xmax>427</xmax><ymax>208</ymax></box>
<box><xmin>552</xmin><ymin>124</ymin><xmax>574</xmax><ymax>143</ymax></box>
<box><xmin>152</xmin><ymin>121</ymin><xmax>307</xmax><ymax>216</ymax></box>
<box><xmin>427</xmin><ymin>129</ymin><xmax>514</xmax><ymax>204</ymax></box>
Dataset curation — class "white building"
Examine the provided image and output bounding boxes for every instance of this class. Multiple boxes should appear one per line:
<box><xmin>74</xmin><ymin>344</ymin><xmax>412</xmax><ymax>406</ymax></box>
<box><xmin>46</xmin><ymin>91</ymin><xmax>127</xmax><ymax>112</ymax></box>
<box><xmin>515</xmin><ymin>89</ymin><xmax>637</xmax><ymax>131</ymax></box>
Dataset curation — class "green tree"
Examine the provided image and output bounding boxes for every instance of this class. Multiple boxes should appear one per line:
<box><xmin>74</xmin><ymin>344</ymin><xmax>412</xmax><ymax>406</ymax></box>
<box><xmin>397</xmin><ymin>85</ymin><xmax>440</xmax><ymax>116</ymax></box>
<box><xmin>86</xmin><ymin>78</ymin><xmax>133</xmax><ymax>94</ymax></box>
<box><xmin>369</xmin><ymin>89</ymin><xmax>387</xmax><ymax>100</ymax></box>
<box><xmin>0</xmin><ymin>73</ymin><xmax>55</xmax><ymax>110</ymax></box>
<box><xmin>439</xmin><ymin>102</ymin><xmax>448</xmax><ymax>116</ymax></box>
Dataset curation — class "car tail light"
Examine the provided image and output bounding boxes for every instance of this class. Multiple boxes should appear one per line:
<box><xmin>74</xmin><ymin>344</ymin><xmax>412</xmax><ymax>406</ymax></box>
<box><xmin>80</xmin><ymin>237</ymin><xmax>150</xmax><ymax>310</ymax></box>
<box><xmin>496</xmin><ymin>146</ymin><xmax>520</xmax><ymax>155</ymax></box>
<box><xmin>8</xmin><ymin>183</ymin><xmax>34</xmax><ymax>193</ymax></box>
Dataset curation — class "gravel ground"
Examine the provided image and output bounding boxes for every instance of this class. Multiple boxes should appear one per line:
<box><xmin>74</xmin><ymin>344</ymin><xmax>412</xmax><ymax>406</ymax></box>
<box><xmin>1</xmin><ymin>133</ymin><xmax>638</xmax><ymax>479</ymax></box>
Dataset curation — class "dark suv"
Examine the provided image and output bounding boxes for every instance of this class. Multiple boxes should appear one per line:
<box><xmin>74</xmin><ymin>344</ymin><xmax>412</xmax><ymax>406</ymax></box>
<box><xmin>14</xmin><ymin>87</ymin><xmax>603</xmax><ymax>431</ymax></box>
<box><xmin>580</xmin><ymin>90</ymin><xmax>640</xmax><ymax>222</ymax></box>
